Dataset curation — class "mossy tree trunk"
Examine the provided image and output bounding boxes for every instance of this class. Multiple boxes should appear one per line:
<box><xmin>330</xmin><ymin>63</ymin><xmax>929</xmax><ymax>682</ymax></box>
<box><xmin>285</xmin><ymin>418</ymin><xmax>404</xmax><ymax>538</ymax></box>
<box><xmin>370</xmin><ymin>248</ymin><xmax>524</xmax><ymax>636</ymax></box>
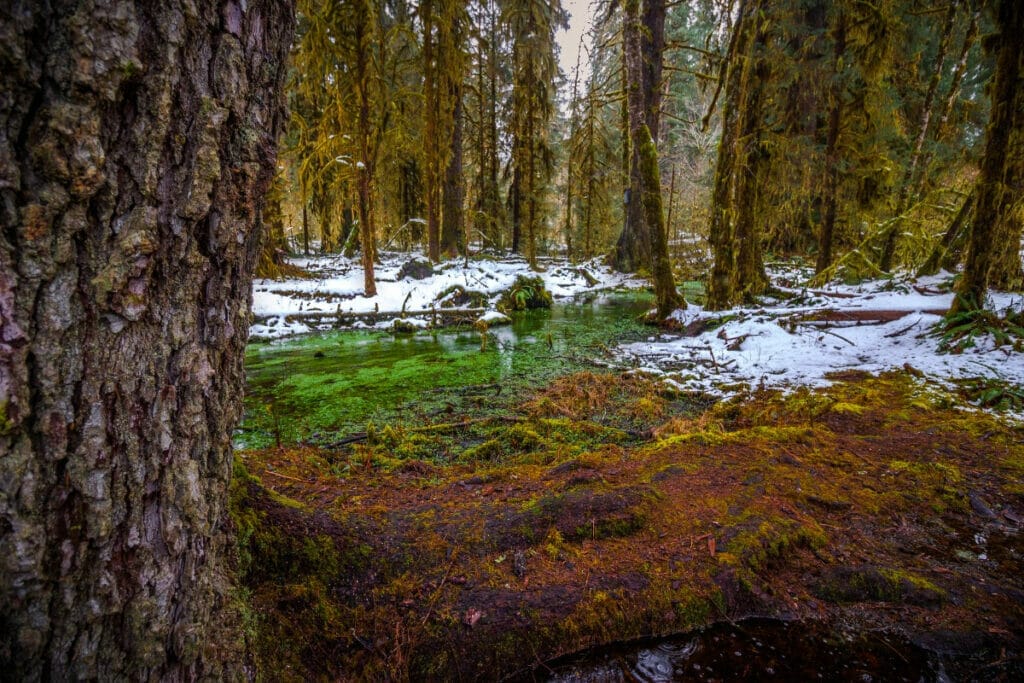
<box><xmin>952</xmin><ymin>0</ymin><xmax>1024</xmax><ymax>313</ymax></box>
<box><xmin>421</xmin><ymin>0</ymin><xmax>442</xmax><ymax>262</ymax></box>
<box><xmin>485</xmin><ymin>4</ymin><xmax>504</xmax><ymax>251</ymax></box>
<box><xmin>256</xmin><ymin>172</ymin><xmax>289</xmax><ymax>279</ymax></box>
<box><xmin>441</xmin><ymin>63</ymin><xmax>465</xmax><ymax>258</ymax></box>
<box><xmin>815</xmin><ymin>11</ymin><xmax>846</xmax><ymax>276</ymax></box>
<box><xmin>354</xmin><ymin>0</ymin><xmax>377</xmax><ymax>296</ymax></box>
<box><xmin>0</xmin><ymin>0</ymin><xmax>293</xmax><ymax>678</ymax></box>
<box><xmin>623</xmin><ymin>0</ymin><xmax>682</xmax><ymax>317</ymax></box>
<box><xmin>440</xmin><ymin>1</ymin><xmax>466</xmax><ymax>259</ymax></box>
<box><xmin>706</xmin><ymin>0</ymin><xmax>769</xmax><ymax>309</ymax></box>
<box><xmin>612</xmin><ymin>0</ymin><xmax>666</xmax><ymax>274</ymax></box>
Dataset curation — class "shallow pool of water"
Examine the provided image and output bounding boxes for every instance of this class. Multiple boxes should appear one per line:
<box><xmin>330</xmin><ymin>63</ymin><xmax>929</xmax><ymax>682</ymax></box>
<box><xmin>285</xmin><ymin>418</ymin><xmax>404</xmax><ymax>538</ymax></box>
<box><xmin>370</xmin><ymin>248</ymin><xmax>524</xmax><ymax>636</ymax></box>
<box><xmin>544</xmin><ymin>618</ymin><xmax>952</xmax><ymax>682</ymax></box>
<box><xmin>239</xmin><ymin>292</ymin><xmax>656</xmax><ymax>449</ymax></box>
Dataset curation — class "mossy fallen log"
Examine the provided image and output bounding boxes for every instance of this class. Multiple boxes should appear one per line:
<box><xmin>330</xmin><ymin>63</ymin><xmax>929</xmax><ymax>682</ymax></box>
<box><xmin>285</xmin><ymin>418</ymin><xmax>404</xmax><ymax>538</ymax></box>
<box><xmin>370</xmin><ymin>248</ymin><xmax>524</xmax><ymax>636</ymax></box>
<box><xmin>254</xmin><ymin>307</ymin><xmax>489</xmax><ymax>328</ymax></box>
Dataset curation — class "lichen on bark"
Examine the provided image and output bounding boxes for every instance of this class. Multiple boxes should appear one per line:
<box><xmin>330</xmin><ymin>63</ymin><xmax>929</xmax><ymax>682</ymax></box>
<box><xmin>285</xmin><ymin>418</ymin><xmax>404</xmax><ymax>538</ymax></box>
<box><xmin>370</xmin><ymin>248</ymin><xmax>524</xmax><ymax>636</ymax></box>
<box><xmin>0</xmin><ymin>0</ymin><xmax>294</xmax><ymax>678</ymax></box>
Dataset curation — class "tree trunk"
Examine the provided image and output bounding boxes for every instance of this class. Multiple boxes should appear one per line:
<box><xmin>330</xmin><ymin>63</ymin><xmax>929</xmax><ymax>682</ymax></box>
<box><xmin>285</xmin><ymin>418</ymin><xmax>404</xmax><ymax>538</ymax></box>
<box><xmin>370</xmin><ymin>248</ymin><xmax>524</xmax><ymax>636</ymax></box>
<box><xmin>917</xmin><ymin>8</ymin><xmax>979</xmax><ymax>193</ymax></box>
<box><xmin>613</xmin><ymin>0</ymin><xmax>668</xmax><ymax>274</ymax></box>
<box><xmin>486</xmin><ymin>3</ymin><xmax>502</xmax><ymax>251</ymax></box>
<box><xmin>612</xmin><ymin>65</ymin><xmax>650</xmax><ymax>271</ymax></box>
<box><xmin>624</xmin><ymin>0</ymin><xmax>681</xmax><ymax>317</ymax></box>
<box><xmin>510</xmin><ymin>157</ymin><xmax>522</xmax><ymax>254</ymax></box>
<box><xmin>302</xmin><ymin>200</ymin><xmax>311</xmax><ymax>256</ymax></box>
<box><xmin>256</xmin><ymin>172</ymin><xmax>289</xmax><ymax>278</ymax></box>
<box><xmin>706</xmin><ymin>0</ymin><xmax>755</xmax><ymax>309</ymax></box>
<box><xmin>952</xmin><ymin>0</ymin><xmax>1024</xmax><ymax>312</ymax></box>
<box><xmin>918</xmin><ymin>190</ymin><xmax>974</xmax><ymax>276</ymax></box>
<box><xmin>732</xmin><ymin>23</ymin><xmax>770</xmax><ymax>301</ymax></box>
<box><xmin>815</xmin><ymin>11</ymin><xmax>846</xmax><ymax>276</ymax></box>
<box><xmin>879</xmin><ymin>0</ymin><xmax>958</xmax><ymax>273</ymax></box>
<box><xmin>422</xmin><ymin>0</ymin><xmax>441</xmax><ymax>262</ymax></box>
<box><xmin>0</xmin><ymin>1</ymin><xmax>294</xmax><ymax>679</ymax></box>
<box><xmin>441</xmin><ymin>74</ymin><xmax>464</xmax><ymax>257</ymax></box>
<box><xmin>355</xmin><ymin>0</ymin><xmax>377</xmax><ymax>297</ymax></box>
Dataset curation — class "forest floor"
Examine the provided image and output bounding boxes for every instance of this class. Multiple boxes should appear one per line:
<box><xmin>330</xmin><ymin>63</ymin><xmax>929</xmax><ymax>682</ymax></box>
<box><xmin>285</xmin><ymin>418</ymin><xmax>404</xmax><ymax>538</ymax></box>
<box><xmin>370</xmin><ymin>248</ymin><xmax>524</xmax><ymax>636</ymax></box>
<box><xmin>236</xmin><ymin>254</ymin><xmax>1024</xmax><ymax>680</ymax></box>
<box><xmin>234</xmin><ymin>371</ymin><xmax>1024</xmax><ymax>680</ymax></box>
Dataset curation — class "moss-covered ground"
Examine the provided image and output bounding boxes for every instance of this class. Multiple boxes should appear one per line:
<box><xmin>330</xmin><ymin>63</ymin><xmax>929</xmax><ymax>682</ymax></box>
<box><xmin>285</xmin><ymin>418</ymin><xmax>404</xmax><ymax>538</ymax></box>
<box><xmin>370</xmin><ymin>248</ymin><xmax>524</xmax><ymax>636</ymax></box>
<box><xmin>239</xmin><ymin>293</ymin><xmax>655</xmax><ymax>449</ymax></box>
<box><xmin>233</xmin><ymin>371</ymin><xmax>1024</xmax><ymax>680</ymax></box>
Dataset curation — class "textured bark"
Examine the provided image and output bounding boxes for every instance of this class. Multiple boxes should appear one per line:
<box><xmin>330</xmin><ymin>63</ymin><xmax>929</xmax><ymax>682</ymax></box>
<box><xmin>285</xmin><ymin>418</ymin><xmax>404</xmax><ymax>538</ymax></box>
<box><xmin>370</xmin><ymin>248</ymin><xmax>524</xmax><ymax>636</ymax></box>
<box><xmin>354</xmin><ymin>0</ymin><xmax>377</xmax><ymax>296</ymax></box>
<box><xmin>0</xmin><ymin>0</ymin><xmax>294</xmax><ymax>679</ymax></box>
<box><xmin>440</xmin><ymin>70</ymin><xmax>464</xmax><ymax>258</ymax></box>
<box><xmin>706</xmin><ymin>0</ymin><xmax>755</xmax><ymax>310</ymax></box>
<box><xmin>815</xmin><ymin>12</ymin><xmax>846</xmax><ymax>276</ymax></box>
<box><xmin>421</xmin><ymin>0</ymin><xmax>441</xmax><ymax>262</ymax></box>
<box><xmin>623</xmin><ymin>0</ymin><xmax>680</xmax><ymax>317</ymax></box>
<box><xmin>732</xmin><ymin>26</ymin><xmax>769</xmax><ymax>301</ymax></box>
<box><xmin>952</xmin><ymin>0</ymin><xmax>1024</xmax><ymax>312</ymax></box>
<box><xmin>612</xmin><ymin>0</ymin><xmax>665</xmax><ymax>274</ymax></box>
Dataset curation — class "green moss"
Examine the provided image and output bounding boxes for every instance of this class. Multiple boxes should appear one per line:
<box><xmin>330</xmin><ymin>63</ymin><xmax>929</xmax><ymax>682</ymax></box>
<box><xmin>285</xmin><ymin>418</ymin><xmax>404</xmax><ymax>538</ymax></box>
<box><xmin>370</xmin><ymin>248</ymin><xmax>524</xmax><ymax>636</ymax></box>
<box><xmin>497</xmin><ymin>275</ymin><xmax>553</xmax><ymax>312</ymax></box>
<box><xmin>830</xmin><ymin>401</ymin><xmax>865</xmax><ymax>415</ymax></box>
<box><xmin>721</xmin><ymin>515</ymin><xmax>827</xmax><ymax>572</ymax></box>
<box><xmin>0</xmin><ymin>399</ymin><xmax>14</xmax><ymax>435</ymax></box>
<box><xmin>241</xmin><ymin>293</ymin><xmax>656</xmax><ymax>449</ymax></box>
<box><xmin>814</xmin><ymin>566</ymin><xmax>945</xmax><ymax>606</ymax></box>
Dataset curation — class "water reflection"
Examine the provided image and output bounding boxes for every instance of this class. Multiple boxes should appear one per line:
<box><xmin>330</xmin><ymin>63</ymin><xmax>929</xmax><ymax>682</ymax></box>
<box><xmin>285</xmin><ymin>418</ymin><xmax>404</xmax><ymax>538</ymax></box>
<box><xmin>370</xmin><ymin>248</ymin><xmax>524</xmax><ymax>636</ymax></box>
<box><xmin>547</xmin><ymin>619</ymin><xmax>945</xmax><ymax>682</ymax></box>
<box><xmin>240</xmin><ymin>292</ymin><xmax>654</xmax><ymax>449</ymax></box>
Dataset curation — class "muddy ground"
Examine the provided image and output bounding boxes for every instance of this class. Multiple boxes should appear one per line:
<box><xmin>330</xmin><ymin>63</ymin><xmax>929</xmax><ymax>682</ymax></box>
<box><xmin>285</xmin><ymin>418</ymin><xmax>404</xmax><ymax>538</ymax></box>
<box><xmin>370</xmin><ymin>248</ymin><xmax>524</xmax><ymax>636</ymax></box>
<box><xmin>232</xmin><ymin>371</ymin><xmax>1023</xmax><ymax>681</ymax></box>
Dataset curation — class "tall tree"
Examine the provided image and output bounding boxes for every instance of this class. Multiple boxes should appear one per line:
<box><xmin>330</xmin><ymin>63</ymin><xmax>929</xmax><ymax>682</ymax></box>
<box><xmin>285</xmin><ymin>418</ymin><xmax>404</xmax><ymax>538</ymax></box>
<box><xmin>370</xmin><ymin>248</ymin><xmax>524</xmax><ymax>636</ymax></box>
<box><xmin>353</xmin><ymin>0</ymin><xmax>379</xmax><ymax>295</ymax></box>
<box><xmin>706</xmin><ymin>0</ymin><xmax>770</xmax><ymax>309</ymax></box>
<box><xmin>422</xmin><ymin>0</ymin><xmax>442</xmax><ymax>260</ymax></box>
<box><xmin>879</xmin><ymin>0</ymin><xmax>959</xmax><ymax>272</ymax></box>
<box><xmin>612</xmin><ymin>0</ymin><xmax>670</xmax><ymax>273</ymax></box>
<box><xmin>440</xmin><ymin>1</ymin><xmax>469</xmax><ymax>257</ymax></box>
<box><xmin>814</xmin><ymin>8</ymin><xmax>847</xmax><ymax>275</ymax></box>
<box><xmin>503</xmin><ymin>0</ymin><xmax>566</xmax><ymax>268</ymax></box>
<box><xmin>623</xmin><ymin>0</ymin><xmax>682</xmax><ymax>315</ymax></box>
<box><xmin>0</xmin><ymin>0</ymin><xmax>293</xmax><ymax>677</ymax></box>
<box><xmin>952</xmin><ymin>0</ymin><xmax>1024</xmax><ymax>312</ymax></box>
<box><xmin>470</xmin><ymin>0</ymin><xmax>506</xmax><ymax>251</ymax></box>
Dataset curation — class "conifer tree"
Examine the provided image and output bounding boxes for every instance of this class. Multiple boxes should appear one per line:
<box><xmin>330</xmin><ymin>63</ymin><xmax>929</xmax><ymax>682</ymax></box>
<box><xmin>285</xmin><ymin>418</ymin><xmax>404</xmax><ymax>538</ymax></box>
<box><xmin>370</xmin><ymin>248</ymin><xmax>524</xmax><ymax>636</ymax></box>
<box><xmin>502</xmin><ymin>0</ymin><xmax>567</xmax><ymax>268</ymax></box>
<box><xmin>623</xmin><ymin>0</ymin><xmax>682</xmax><ymax>315</ymax></box>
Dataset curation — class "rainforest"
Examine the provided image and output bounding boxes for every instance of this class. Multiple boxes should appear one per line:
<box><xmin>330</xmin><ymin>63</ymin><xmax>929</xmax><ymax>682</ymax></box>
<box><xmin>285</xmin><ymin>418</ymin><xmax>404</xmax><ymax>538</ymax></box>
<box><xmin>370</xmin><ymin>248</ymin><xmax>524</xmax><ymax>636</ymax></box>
<box><xmin>1</xmin><ymin>0</ymin><xmax>1022</xmax><ymax>681</ymax></box>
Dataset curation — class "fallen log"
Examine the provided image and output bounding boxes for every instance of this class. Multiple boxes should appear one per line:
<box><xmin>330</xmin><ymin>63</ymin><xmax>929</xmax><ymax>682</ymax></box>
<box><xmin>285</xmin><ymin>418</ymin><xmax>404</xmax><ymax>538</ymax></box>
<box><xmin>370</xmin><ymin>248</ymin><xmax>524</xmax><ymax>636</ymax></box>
<box><xmin>254</xmin><ymin>307</ymin><xmax>488</xmax><ymax>327</ymax></box>
<box><xmin>787</xmin><ymin>308</ymin><xmax>947</xmax><ymax>324</ymax></box>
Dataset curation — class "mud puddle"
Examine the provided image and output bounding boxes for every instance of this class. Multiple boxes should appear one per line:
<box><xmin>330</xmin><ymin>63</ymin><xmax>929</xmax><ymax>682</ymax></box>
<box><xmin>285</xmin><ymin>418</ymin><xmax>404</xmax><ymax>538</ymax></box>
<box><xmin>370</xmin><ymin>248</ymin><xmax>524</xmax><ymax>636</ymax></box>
<box><xmin>545</xmin><ymin>618</ymin><xmax>966</xmax><ymax>682</ymax></box>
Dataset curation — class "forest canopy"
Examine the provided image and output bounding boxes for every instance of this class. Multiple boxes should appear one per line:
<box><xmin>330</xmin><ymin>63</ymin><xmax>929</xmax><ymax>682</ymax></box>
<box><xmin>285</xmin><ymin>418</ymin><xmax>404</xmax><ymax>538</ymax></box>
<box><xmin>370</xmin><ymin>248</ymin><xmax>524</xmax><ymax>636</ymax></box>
<box><xmin>264</xmin><ymin>0</ymin><xmax>1021</xmax><ymax>319</ymax></box>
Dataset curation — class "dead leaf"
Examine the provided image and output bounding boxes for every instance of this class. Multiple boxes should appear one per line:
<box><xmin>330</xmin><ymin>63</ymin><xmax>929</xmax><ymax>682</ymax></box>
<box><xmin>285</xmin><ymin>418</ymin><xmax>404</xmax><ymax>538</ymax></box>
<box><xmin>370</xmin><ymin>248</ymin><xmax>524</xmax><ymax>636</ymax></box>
<box><xmin>463</xmin><ymin>608</ymin><xmax>483</xmax><ymax>627</ymax></box>
<box><xmin>708</xmin><ymin>537</ymin><xmax>716</xmax><ymax>557</ymax></box>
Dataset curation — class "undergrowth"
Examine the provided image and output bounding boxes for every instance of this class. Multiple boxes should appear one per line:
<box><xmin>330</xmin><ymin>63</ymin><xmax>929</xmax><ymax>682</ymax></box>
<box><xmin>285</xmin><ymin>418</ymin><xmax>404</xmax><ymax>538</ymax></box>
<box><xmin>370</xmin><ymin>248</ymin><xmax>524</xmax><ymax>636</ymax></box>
<box><xmin>231</xmin><ymin>371</ymin><xmax>1024</xmax><ymax>681</ymax></box>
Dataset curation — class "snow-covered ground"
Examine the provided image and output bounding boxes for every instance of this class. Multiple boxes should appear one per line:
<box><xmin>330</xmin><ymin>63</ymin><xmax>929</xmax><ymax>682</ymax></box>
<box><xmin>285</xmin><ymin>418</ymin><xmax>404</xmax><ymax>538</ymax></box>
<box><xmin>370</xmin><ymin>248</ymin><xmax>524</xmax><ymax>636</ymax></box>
<box><xmin>250</xmin><ymin>252</ymin><xmax>646</xmax><ymax>338</ymax></box>
<box><xmin>250</xmin><ymin>253</ymin><xmax>1023</xmax><ymax>401</ymax></box>
<box><xmin>618</xmin><ymin>264</ymin><xmax>1024</xmax><ymax>397</ymax></box>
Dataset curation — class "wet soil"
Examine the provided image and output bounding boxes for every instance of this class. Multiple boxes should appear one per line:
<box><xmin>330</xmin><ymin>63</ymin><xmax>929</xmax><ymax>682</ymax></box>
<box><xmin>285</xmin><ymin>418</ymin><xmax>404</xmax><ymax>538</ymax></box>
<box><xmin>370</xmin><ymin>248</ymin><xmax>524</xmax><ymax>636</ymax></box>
<box><xmin>547</xmin><ymin>617</ymin><xmax>955</xmax><ymax>681</ymax></box>
<box><xmin>233</xmin><ymin>372</ymin><xmax>1024</xmax><ymax>681</ymax></box>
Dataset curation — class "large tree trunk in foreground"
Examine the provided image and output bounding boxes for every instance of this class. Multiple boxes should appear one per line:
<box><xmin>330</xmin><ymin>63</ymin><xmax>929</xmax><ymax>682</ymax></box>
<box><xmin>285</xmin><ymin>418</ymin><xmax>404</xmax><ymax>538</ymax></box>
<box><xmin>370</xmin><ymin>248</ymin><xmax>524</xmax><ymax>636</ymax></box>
<box><xmin>0</xmin><ymin>0</ymin><xmax>294</xmax><ymax>678</ymax></box>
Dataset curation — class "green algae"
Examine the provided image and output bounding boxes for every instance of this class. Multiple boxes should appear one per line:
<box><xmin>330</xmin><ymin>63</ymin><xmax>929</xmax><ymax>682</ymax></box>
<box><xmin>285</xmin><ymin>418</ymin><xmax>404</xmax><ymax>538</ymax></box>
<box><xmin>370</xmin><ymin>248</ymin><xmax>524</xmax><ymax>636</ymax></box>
<box><xmin>240</xmin><ymin>293</ymin><xmax>655</xmax><ymax>449</ymax></box>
